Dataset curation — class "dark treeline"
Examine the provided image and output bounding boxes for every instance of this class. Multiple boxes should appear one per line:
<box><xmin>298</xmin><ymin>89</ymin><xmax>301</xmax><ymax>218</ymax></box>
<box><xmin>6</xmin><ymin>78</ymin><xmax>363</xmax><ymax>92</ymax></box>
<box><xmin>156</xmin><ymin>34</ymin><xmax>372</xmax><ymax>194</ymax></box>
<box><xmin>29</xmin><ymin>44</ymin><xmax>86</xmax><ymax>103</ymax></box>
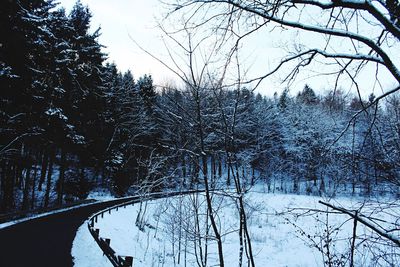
<box><xmin>1</xmin><ymin>1</ymin><xmax>400</xmax><ymax>215</ymax></box>
<box><xmin>0</xmin><ymin>0</ymin><xmax>160</xmax><ymax>213</ymax></box>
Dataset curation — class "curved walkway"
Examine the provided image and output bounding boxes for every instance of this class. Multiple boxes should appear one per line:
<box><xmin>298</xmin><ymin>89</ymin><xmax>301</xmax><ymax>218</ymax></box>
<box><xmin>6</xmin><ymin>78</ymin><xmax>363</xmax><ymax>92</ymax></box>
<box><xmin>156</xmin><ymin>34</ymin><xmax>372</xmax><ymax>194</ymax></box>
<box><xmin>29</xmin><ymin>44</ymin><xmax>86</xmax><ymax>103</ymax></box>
<box><xmin>0</xmin><ymin>198</ymin><xmax>136</xmax><ymax>267</ymax></box>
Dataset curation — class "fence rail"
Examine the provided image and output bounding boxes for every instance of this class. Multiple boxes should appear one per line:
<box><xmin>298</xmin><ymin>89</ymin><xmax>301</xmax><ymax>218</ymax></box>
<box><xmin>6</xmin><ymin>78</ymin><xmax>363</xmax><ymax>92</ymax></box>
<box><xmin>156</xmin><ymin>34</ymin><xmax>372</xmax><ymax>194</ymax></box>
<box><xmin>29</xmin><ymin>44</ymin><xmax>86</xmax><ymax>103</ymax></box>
<box><xmin>87</xmin><ymin>190</ymin><xmax>202</xmax><ymax>267</ymax></box>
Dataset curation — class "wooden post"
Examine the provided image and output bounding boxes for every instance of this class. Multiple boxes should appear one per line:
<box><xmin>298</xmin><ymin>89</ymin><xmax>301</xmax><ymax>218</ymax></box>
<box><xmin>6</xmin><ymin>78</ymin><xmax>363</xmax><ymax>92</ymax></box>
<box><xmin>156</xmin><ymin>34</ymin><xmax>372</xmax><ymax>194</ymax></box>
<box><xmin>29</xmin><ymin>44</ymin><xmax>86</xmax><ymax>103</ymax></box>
<box><xmin>95</xmin><ymin>215</ymin><xmax>98</xmax><ymax>223</ymax></box>
<box><xmin>94</xmin><ymin>228</ymin><xmax>99</xmax><ymax>237</ymax></box>
<box><xmin>90</xmin><ymin>220</ymin><xmax>94</xmax><ymax>227</ymax></box>
<box><xmin>100</xmin><ymin>238</ymin><xmax>111</xmax><ymax>257</ymax></box>
<box><xmin>124</xmin><ymin>256</ymin><xmax>133</xmax><ymax>267</ymax></box>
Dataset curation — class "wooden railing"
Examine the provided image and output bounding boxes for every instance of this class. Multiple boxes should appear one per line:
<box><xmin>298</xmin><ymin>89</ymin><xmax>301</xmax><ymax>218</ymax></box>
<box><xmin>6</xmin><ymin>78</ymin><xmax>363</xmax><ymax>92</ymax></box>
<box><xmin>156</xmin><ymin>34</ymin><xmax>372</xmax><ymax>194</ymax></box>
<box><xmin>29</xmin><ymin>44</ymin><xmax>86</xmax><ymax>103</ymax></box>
<box><xmin>87</xmin><ymin>190</ymin><xmax>201</xmax><ymax>267</ymax></box>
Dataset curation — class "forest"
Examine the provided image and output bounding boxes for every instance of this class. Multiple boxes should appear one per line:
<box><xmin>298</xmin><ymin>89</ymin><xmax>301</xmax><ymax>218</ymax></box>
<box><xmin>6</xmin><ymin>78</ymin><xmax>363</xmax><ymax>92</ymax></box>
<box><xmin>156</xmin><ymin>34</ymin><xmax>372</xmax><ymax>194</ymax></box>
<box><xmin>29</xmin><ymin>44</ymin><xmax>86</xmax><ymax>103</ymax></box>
<box><xmin>1</xmin><ymin>0</ymin><xmax>399</xmax><ymax>217</ymax></box>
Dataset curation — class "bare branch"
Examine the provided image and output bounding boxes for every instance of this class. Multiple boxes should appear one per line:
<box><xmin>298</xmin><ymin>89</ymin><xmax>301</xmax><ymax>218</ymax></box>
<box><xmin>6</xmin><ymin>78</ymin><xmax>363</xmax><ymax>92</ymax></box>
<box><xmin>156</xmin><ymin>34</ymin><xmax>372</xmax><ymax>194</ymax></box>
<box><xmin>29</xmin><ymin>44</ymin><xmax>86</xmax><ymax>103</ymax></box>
<box><xmin>319</xmin><ymin>200</ymin><xmax>400</xmax><ymax>247</ymax></box>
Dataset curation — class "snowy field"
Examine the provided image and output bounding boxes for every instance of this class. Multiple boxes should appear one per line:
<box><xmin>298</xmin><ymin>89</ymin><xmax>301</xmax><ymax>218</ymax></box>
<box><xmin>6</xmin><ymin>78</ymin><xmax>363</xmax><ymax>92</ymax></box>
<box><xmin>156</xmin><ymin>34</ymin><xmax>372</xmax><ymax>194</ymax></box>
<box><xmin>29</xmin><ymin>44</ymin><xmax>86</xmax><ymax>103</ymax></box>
<box><xmin>72</xmin><ymin>190</ymin><xmax>400</xmax><ymax>266</ymax></box>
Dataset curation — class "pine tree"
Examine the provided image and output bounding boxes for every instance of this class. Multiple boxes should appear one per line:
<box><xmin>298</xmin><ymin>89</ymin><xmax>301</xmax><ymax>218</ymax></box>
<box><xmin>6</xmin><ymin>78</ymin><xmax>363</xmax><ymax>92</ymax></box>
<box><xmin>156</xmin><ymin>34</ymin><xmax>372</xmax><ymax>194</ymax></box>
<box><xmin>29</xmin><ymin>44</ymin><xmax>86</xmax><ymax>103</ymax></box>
<box><xmin>0</xmin><ymin>0</ymin><xmax>58</xmax><ymax>211</ymax></box>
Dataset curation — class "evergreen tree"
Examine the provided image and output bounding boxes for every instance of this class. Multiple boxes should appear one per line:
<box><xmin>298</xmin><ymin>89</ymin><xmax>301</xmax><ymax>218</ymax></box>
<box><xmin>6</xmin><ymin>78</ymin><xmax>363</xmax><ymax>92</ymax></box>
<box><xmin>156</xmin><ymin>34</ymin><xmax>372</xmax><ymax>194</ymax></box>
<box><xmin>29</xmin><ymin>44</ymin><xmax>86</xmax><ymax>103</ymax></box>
<box><xmin>0</xmin><ymin>0</ymin><xmax>58</xmax><ymax>211</ymax></box>
<box><xmin>297</xmin><ymin>85</ymin><xmax>319</xmax><ymax>105</ymax></box>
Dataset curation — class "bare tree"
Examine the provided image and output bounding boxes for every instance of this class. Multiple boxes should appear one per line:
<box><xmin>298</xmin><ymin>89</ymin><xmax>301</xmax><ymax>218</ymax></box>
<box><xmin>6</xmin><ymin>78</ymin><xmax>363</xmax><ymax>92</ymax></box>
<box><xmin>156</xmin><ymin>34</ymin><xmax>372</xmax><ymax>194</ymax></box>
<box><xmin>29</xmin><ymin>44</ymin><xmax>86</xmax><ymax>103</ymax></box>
<box><xmin>155</xmin><ymin>2</ymin><xmax>400</xmax><ymax>266</ymax></box>
<box><xmin>165</xmin><ymin>0</ymin><xmax>400</xmax><ymax>103</ymax></box>
<box><xmin>133</xmin><ymin>28</ymin><xmax>227</xmax><ymax>265</ymax></box>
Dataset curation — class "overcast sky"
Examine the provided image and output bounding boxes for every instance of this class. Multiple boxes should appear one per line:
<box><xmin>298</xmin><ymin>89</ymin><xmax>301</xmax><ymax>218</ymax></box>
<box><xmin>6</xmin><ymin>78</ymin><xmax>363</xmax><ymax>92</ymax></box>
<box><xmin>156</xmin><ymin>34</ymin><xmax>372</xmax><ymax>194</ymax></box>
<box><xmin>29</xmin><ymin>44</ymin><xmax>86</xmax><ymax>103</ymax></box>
<box><xmin>58</xmin><ymin>0</ymin><xmax>176</xmax><ymax>84</ymax></box>
<box><xmin>57</xmin><ymin>0</ymin><xmax>302</xmax><ymax>96</ymax></box>
<box><xmin>57</xmin><ymin>0</ymin><xmax>397</xmax><ymax>98</ymax></box>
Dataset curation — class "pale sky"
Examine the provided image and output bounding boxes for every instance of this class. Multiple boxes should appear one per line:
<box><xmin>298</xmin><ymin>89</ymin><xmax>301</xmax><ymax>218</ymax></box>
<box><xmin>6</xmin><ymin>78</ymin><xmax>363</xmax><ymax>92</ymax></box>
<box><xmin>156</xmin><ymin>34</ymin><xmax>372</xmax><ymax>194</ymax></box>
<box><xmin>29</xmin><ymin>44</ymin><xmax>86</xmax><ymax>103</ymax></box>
<box><xmin>56</xmin><ymin>0</ymin><xmax>311</xmax><ymax>96</ymax></box>
<box><xmin>58</xmin><ymin>0</ymin><xmax>176</xmax><ymax>85</ymax></box>
<box><xmin>57</xmin><ymin>0</ymin><xmax>398</xmax><ymax>98</ymax></box>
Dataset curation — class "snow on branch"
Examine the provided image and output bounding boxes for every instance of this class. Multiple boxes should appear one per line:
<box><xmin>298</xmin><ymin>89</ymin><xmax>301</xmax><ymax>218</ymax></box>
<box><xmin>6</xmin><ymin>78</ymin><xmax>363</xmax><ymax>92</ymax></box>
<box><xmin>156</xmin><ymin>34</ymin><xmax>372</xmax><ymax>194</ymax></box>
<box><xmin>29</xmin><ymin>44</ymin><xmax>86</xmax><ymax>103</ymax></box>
<box><xmin>214</xmin><ymin>0</ymin><xmax>400</xmax><ymax>83</ymax></box>
<box><xmin>182</xmin><ymin>0</ymin><xmax>400</xmax><ymax>87</ymax></box>
<box><xmin>319</xmin><ymin>200</ymin><xmax>400</xmax><ymax>247</ymax></box>
<box><xmin>292</xmin><ymin>0</ymin><xmax>400</xmax><ymax>40</ymax></box>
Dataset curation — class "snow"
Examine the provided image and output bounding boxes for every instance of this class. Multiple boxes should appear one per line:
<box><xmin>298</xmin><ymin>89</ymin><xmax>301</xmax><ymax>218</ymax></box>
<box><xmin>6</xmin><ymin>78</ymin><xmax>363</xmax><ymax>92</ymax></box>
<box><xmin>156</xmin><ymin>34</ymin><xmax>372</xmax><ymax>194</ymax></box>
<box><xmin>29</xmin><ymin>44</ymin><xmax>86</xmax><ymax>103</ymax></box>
<box><xmin>87</xmin><ymin>189</ymin><xmax>115</xmax><ymax>201</ymax></box>
<box><xmin>72</xmin><ymin>190</ymin><xmax>399</xmax><ymax>266</ymax></box>
<box><xmin>45</xmin><ymin>107</ymin><xmax>68</xmax><ymax>121</ymax></box>
<box><xmin>72</xmin><ymin>221</ymin><xmax>113</xmax><ymax>267</ymax></box>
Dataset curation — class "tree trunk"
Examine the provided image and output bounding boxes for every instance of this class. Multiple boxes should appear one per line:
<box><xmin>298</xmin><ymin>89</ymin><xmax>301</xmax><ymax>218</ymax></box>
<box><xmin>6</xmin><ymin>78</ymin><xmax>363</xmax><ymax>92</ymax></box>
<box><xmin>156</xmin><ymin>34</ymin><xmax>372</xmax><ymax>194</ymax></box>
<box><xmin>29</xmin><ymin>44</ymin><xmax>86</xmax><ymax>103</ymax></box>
<box><xmin>31</xmin><ymin>162</ymin><xmax>38</xmax><ymax>209</ymax></box>
<box><xmin>16</xmin><ymin>163</ymin><xmax>23</xmax><ymax>190</ymax></box>
<box><xmin>251</xmin><ymin>167</ymin><xmax>255</xmax><ymax>186</ymax></box>
<box><xmin>202</xmin><ymin>155</ymin><xmax>208</xmax><ymax>185</ymax></box>
<box><xmin>38</xmin><ymin>150</ymin><xmax>48</xmax><ymax>191</ymax></box>
<box><xmin>192</xmin><ymin>158</ymin><xmax>200</xmax><ymax>186</ymax></box>
<box><xmin>57</xmin><ymin>149</ymin><xmax>66</xmax><ymax>205</ymax></box>
<box><xmin>21</xmin><ymin>155</ymin><xmax>32</xmax><ymax>211</ymax></box>
<box><xmin>202</xmin><ymin>155</ymin><xmax>224</xmax><ymax>266</ymax></box>
<box><xmin>227</xmin><ymin>157</ymin><xmax>231</xmax><ymax>186</ymax></box>
<box><xmin>0</xmin><ymin>160</ymin><xmax>9</xmax><ymax>212</ymax></box>
<box><xmin>182</xmin><ymin>154</ymin><xmax>186</xmax><ymax>186</ymax></box>
<box><xmin>6</xmin><ymin>163</ymin><xmax>16</xmax><ymax>211</ymax></box>
<box><xmin>44</xmin><ymin>150</ymin><xmax>55</xmax><ymax>208</ymax></box>
<box><xmin>241</xmin><ymin>197</ymin><xmax>255</xmax><ymax>267</ymax></box>
<box><xmin>238</xmin><ymin>204</ymin><xmax>244</xmax><ymax>267</ymax></box>
<box><xmin>293</xmin><ymin>177</ymin><xmax>299</xmax><ymax>193</ymax></box>
<box><xmin>211</xmin><ymin>153</ymin><xmax>216</xmax><ymax>184</ymax></box>
<box><xmin>79</xmin><ymin>166</ymin><xmax>86</xmax><ymax>200</ymax></box>
<box><xmin>218</xmin><ymin>155</ymin><xmax>222</xmax><ymax>178</ymax></box>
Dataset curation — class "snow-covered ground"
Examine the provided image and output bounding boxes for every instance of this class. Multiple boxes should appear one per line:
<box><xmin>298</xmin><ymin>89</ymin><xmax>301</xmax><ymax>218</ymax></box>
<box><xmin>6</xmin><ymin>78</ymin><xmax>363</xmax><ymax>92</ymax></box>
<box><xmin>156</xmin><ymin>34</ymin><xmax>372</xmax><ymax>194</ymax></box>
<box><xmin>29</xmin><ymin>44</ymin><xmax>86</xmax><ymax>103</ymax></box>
<box><xmin>72</xmin><ymin>219</ymin><xmax>114</xmax><ymax>267</ymax></box>
<box><xmin>72</xmin><ymin>189</ymin><xmax>400</xmax><ymax>266</ymax></box>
